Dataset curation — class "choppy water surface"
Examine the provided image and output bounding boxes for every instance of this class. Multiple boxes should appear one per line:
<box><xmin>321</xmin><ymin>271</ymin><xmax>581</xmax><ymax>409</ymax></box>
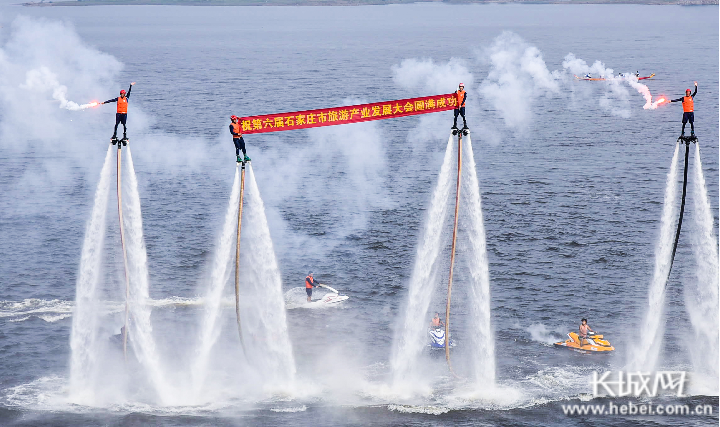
<box><xmin>0</xmin><ymin>3</ymin><xmax>718</xmax><ymax>426</ymax></box>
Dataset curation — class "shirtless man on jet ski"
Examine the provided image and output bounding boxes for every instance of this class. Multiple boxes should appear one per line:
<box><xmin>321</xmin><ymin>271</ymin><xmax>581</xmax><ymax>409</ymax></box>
<box><xmin>579</xmin><ymin>318</ymin><xmax>594</xmax><ymax>346</ymax></box>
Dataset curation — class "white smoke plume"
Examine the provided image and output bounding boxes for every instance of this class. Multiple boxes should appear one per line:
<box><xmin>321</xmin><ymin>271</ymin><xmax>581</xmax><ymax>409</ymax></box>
<box><xmin>479</xmin><ymin>32</ymin><xmax>561</xmax><ymax>132</ymax></box>
<box><xmin>392</xmin><ymin>32</ymin><xmax>562</xmax><ymax>140</ymax></box>
<box><xmin>393</xmin><ymin>58</ymin><xmax>474</xmax><ymax>95</ymax></box>
<box><xmin>562</xmin><ymin>53</ymin><xmax>631</xmax><ymax>118</ymax></box>
<box><xmin>625</xmin><ymin>77</ymin><xmax>666</xmax><ymax>110</ymax></box>
<box><xmin>562</xmin><ymin>53</ymin><xmax>617</xmax><ymax>79</ymax></box>
<box><xmin>21</xmin><ymin>66</ymin><xmax>99</xmax><ymax>110</ymax></box>
<box><xmin>562</xmin><ymin>53</ymin><xmax>665</xmax><ymax>114</ymax></box>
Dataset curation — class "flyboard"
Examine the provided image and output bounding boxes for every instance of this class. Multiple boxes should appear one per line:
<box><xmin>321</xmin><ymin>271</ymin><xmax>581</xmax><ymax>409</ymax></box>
<box><xmin>284</xmin><ymin>284</ymin><xmax>349</xmax><ymax>309</ymax></box>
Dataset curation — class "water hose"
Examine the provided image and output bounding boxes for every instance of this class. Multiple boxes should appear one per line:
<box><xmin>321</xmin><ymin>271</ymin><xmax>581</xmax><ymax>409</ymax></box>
<box><xmin>117</xmin><ymin>144</ymin><xmax>131</xmax><ymax>362</ymax></box>
<box><xmin>445</xmin><ymin>132</ymin><xmax>462</xmax><ymax>378</ymax></box>
<box><xmin>666</xmin><ymin>138</ymin><xmax>693</xmax><ymax>286</ymax></box>
<box><xmin>235</xmin><ymin>162</ymin><xmax>247</xmax><ymax>353</ymax></box>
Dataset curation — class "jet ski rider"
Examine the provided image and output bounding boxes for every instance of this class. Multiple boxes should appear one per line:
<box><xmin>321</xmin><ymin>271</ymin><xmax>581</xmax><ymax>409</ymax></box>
<box><xmin>579</xmin><ymin>318</ymin><xmax>594</xmax><ymax>346</ymax></box>
<box><xmin>305</xmin><ymin>271</ymin><xmax>323</xmax><ymax>303</ymax></box>
<box><xmin>431</xmin><ymin>312</ymin><xmax>445</xmax><ymax>328</ymax></box>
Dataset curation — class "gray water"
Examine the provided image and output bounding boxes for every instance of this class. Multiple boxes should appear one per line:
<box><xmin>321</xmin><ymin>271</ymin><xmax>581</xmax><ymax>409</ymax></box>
<box><xmin>0</xmin><ymin>3</ymin><xmax>718</xmax><ymax>426</ymax></box>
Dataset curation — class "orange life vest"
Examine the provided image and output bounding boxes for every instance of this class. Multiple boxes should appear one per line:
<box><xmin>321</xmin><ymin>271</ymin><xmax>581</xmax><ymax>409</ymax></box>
<box><xmin>682</xmin><ymin>96</ymin><xmax>694</xmax><ymax>113</ymax></box>
<box><xmin>231</xmin><ymin>122</ymin><xmax>242</xmax><ymax>138</ymax></box>
<box><xmin>455</xmin><ymin>90</ymin><xmax>466</xmax><ymax>108</ymax></box>
<box><xmin>117</xmin><ymin>96</ymin><xmax>128</xmax><ymax>114</ymax></box>
<box><xmin>305</xmin><ymin>276</ymin><xmax>314</xmax><ymax>288</ymax></box>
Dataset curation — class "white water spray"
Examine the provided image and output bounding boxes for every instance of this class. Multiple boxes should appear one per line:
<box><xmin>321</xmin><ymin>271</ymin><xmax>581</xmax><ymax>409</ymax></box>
<box><xmin>391</xmin><ymin>136</ymin><xmax>454</xmax><ymax>390</ymax></box>
<box><xmin>628</xmin><ymin>142</ymin><xmax>680</xmax><ymax>371</ymax></box>
<box><xmin>239</xmin><ymin>166</ymin><xmax>296</xmax><ymax>390</ymax></box>
<box><xmin>69</xmin><ymin>146</ymin><xmax>113</xmax><ymax>403</ymax></box>
<box><xmin>686</xmin><ymin>143</ymin><xmax>719</xmax><ymax>394</ymax></box>
<box><xmin>192</xmin><ymin>168</ymin><xmax>240</xmax><ymax>394</ymax></box>
<box><xmin>462</xmin><ymin>137</ymin><xmax>495</xmax><ymax>386</ymax></box>
<box><xmin>123</xmin><ymin>148</ymin><xmax>172</xmax><ymax>402</ymax></box>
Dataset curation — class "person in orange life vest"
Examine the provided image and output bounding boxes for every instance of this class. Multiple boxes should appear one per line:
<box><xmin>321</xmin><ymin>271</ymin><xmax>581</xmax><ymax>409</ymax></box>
<box><xmin>305</xmin><ymin>271</ymin><xmax>323</xmax><ymax>302</ymax></box>
<box><xmin>430</xmin><ymin>312</ymin><xmax>445</xmax><ymax>328</ymax></box>
<box><xmin>100</xmin><ymin>82</ymin><xmax>135</xmax><ymax>142</ymax></box>
<box><xmin>669</xmin><ymin>81</ymin><xmax>698</xmax><ymax>137</ymax></box>
<box><xmin>229</xmin><ymin>116</ymin><xmax>250</xmax><ymax>163</ymax></box>
<box><xmin>452</xmin><ymin>83</ymin><xmax>468</xmax><ymax>130</ymax></box>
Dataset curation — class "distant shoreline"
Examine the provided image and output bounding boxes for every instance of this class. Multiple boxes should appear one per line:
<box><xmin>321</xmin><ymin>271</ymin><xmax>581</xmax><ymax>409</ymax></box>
<box><xmin>19</xmin><ymin>0</ymin><xmax>720</xmax><ymax>7</ymax></box>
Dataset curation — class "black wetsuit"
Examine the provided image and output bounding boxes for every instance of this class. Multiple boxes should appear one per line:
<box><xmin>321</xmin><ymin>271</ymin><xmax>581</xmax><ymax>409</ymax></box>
<box><xmin>229</xmin><ymin>124</ymin><xmax>246</xmax><ymax>157</ymax></box>
<box><xmin>453</xmin><ymin>91</ymin><xmax>468</xmax><ymax>128</ymax></box>
<box><xmin>102</xmin><ymin>84</ymin><xmax>133</xmax><ymax>138</ymax></box>
<box><xmin>670</xmin><ymin>85</ymin><xmax>697</xmax><ymax>135</ymax></box>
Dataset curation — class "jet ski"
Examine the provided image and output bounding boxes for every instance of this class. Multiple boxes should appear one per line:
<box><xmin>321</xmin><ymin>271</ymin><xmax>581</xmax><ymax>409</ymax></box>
<box><xmin>554</xmin><ymin>331</ymin><xmax>614</xmax><ymax>354</ymax></box>
<box><xmin>428</xmin><ymin>326</ymin><xmax>455</xmax><ymax>349</ymax></box>
<box><xmin>315</xmin><ymin>285</ymin><xmax>349</xmax><ymax>305</ymax></box>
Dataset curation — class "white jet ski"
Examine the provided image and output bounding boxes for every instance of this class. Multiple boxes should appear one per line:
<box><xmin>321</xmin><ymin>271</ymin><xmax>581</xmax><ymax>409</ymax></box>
<box><xmin>313</xmin><ymin>284</ymin><xmax>349</xmax><ymax>306</ymax></box>
<box><xmin>284</xmin><ymin>284</ymin><xmax>348</xmax><ymax>309</ymax></box>
<box><xmin>428</xmin><ymin>326</ymin><xmax>455</xmax><ymax>349</ymax></box>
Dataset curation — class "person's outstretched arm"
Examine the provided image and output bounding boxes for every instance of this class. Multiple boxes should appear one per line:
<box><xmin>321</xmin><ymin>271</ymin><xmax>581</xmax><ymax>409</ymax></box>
<box><xmin>125</xmin><ymin>82</ymin><xmax>135</xmax><ymax>99</ymax></box>
<box><xmin>101</xmin><ymin>97</ymin><xmax>119</xmax><ymax>105</ymax></box>
<box><xmin>691</xmin><ymin>82</ymin><xmax>697</xmax><ymax>98</ymax></box>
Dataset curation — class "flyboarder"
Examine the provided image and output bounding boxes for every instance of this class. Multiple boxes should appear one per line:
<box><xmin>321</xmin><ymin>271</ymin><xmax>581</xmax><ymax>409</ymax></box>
<box><xmin>451</xmin><ymin>83</ymin><xmax>468</xmax><ymax>131</ymax></box>
<box><xmin>230</xmin><ymin>115</ymin><xmax>250</xmax><ymax>163</ymax></box>
<box><xmin>305</xmin><ymin>271</ymin><xmax>322</xmax><ymax>302</ymax></box>
<box><xmin>100</xmin><ymin>82</ymin><xmax>135</xmax><ymax>145</ymax></box>
<box><xmin>669</xmin><ymin>81</ymin><xmax>698</xmax><ymax>138</ymax></box>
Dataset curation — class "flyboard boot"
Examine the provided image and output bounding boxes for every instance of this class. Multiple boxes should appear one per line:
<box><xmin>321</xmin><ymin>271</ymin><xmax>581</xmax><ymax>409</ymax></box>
<box><xmin>451</xmin><ymin>123</ymin><xmax>459</xmax><ymax>135</ymax></box>
<box><xmin>111</xmin><ymin>134</ymin><xmax>118</xmax><ymax>145</ymax></box>
<box><xmin>121</xmin><ymin>133</ymin><xmax>128</xmax><ymax>146</ymax></box>
<box><xmin>461</xmin><ymin>124</ymin><xmax>470</xmax><ymax>136</ymax></box>
<box><xmin>243</xmin><ymin>155</ymin><xmax>251</xmax><ymax>162</ymax></box>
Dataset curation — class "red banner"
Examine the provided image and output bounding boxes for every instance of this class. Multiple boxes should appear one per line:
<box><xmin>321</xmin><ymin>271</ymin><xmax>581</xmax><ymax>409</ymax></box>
<box><xmin>237</xmin><ymin>93</ymin><xmax>457</xmax><ymax>135</ymax></box>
